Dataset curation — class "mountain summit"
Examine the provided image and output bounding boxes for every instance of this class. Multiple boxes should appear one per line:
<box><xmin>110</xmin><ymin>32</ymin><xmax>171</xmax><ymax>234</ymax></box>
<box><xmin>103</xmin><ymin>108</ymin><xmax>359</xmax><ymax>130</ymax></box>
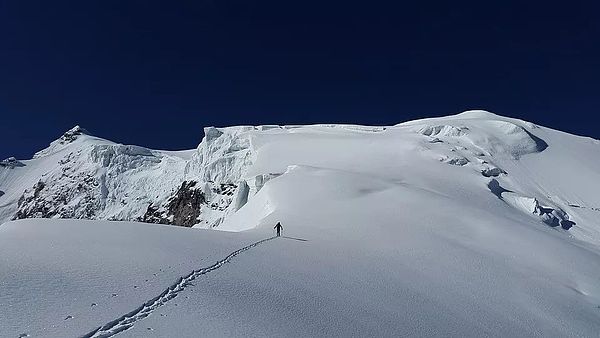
<box><xmin>2</xmin><ymin>111</ymin><xmax>598</xmax><ymax>243</ymax></box>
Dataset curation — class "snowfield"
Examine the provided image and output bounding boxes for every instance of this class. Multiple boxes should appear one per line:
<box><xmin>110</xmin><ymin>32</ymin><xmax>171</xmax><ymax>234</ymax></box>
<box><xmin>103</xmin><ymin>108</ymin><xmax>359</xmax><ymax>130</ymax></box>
<box><xmin>1</xmin><ymin>110</ymin><xmax>600</xmax><ymax>337</ymax></box>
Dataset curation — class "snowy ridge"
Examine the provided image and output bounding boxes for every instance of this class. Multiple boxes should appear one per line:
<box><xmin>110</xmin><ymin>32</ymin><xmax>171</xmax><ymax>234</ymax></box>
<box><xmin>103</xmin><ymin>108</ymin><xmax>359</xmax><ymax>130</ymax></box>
<box><xmin>13</xmin><ymin>137</ymin><xmax>186</xmax><ymax>222</ymax></box>
<box><xmin>404</xmin><ymin>113</ymin><xmax>548</xmax><ymax>159</ymax></box>
<box><xmin>32</xmin><ymin>125</ymin><xmax>93</xmax><ymax>159</ymax></box>
<box><xmin>3</xmin><ymin>111</ymin><xmax>600</xmax><ymax>337</ymax></box>
<box><xmin>0</xmin><ymin>126</ymin><xmax>260</xmax><ymax>227</ymax></box>
<box><xmin>1</xmin><ymin>110</ymin><xmax>600</xmax><ymax>244</ymax></box>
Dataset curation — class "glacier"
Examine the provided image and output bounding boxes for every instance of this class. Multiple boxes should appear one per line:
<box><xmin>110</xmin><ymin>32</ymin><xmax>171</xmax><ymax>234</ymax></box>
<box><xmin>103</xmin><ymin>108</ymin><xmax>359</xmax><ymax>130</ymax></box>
<box><xmin>1</xmin><ymin>110</ymin><xmax>600</xmax><ymax>337</ymax></box>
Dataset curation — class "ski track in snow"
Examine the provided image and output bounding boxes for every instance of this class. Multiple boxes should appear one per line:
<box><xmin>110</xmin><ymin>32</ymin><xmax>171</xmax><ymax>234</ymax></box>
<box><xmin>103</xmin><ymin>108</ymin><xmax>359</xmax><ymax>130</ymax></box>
<box><xmin>81</xmin><ymin>236</ymin><xmax>277</xmax><ymax>338</ymax></box>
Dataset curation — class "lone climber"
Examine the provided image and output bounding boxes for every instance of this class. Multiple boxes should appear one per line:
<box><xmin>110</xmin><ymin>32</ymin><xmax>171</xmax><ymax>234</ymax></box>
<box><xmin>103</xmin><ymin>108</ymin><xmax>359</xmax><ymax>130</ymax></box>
<box><xmin>274</xmin><ymin>222</ymin><xmax>283</xmax><ymax>237</ymax></box>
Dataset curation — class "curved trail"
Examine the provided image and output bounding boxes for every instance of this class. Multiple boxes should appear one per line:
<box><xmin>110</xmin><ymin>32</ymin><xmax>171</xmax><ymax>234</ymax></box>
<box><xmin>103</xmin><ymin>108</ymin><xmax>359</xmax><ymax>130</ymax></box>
<box><xmin>82</xmin><ymin>236</ymin><xmax>277</xmax><ymax>338</ymax></box>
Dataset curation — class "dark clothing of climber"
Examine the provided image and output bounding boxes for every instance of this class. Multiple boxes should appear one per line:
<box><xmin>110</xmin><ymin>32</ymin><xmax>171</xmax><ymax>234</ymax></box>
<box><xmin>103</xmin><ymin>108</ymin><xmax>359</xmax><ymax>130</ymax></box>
<box><xmin>274</xmin><ymin>222</ymin><xmax>283</xmax><ymax>237</ymax></box>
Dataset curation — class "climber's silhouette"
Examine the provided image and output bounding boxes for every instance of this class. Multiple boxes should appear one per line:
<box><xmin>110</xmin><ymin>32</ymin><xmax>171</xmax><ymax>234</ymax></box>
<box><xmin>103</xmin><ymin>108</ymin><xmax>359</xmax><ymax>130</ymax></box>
<box><xmin>274</xmin><ymin>222</ymin><xmax>283</xmax><ymax>237</ymax></box>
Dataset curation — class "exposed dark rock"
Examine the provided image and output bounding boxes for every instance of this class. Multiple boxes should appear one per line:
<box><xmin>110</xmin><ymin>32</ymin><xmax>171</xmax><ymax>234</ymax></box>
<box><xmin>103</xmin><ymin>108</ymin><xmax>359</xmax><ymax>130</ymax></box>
<box><xmin>15</xmin><ymin>181</ymin><xmax>52</xmax><ymax>219</ymax></box>
<box><xmin>140</xmin><ymin>181</ymin><xmax>206</xmax><ymax>227</ymax></box>
<box><xmin>0</xmin><ymin>157</ymin><xmax>25</xmax><ymax>168</ymax></box>
<box><xmin>59</xmin><ymin>126</ymin><xmax>89</xmax><ymax>144</ymax></box>
<box><xmin>33</xmin><ymin>181</ymin><xmax>45</xmax><ymax>198</ymax></box>
<box><xmin>14</xmin><ymin>172</ymin><xmax>100</xmax><ymax>221</ymax></box>
<box><xmin>166</xmin><ymin>181</ymin><xmax>205</xmax><ymax>227</ymax></box>
<box><xmin>481</xmin><ymin>167</ymin><xmax>507</xmax><ymax>177</ymax></box>
<box><xmin>140</xmin><ymin>204</ymin><xmax>171</xmax><ymax>225</ymax></box>
<box><xmin>212</xmin><ymin>183</ymin><xmax>237</xmax><ymax>196</ymax></box>
<box><xmin>560</xmin><ymin>220</ymin><xmax>575</xmax><ymax>230</ymax></box>
<box><xmin>442</xmin><ymin>156</ymin><xmax>469</xmax><ymax>166</ymax></box>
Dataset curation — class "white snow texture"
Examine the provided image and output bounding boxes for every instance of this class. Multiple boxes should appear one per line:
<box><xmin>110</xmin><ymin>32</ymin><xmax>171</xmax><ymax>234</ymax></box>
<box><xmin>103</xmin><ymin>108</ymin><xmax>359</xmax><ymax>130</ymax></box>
<box><xmin>1</xmin><ymin>110</ymin><xmax>600</xmax><ymax>337</ymax></box>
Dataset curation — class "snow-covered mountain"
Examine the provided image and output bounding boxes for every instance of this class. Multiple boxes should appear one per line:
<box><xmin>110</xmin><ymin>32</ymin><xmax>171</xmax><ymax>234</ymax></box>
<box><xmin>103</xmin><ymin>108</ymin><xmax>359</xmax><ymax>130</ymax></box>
<box><xmin>2</xmin><ymin>110</ymin><xmax>600</xmax><ymax>337</ymax></box>
<box><xmin>2</xmin><ymin>110</ymin><xmax>599</xmax><ymax>244</ymax></box>
<box><xmin>0</xmin><ymin>125</ymin><xmax>256</xmax><ymax>228</ymax></box>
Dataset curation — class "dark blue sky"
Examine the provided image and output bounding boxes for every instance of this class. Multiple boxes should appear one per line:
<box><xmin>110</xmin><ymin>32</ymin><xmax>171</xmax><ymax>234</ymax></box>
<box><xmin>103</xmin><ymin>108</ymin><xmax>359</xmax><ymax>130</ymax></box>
<box><xmin>1</xmin><ymin>1</ymin><xmax>599</xmax><ymax>159</ymax></box>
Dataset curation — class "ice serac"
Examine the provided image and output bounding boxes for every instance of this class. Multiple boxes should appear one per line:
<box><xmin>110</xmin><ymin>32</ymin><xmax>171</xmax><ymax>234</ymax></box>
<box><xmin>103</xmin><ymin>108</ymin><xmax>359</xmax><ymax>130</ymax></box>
<box><xmin>181</xmin><ymin>126</ymin><xmax>281</xmax><ymax>227</ymax></box>
<box><xmin>487</xmin><ymin>179</ymin><xmax>576</xmax><ymax>230</ymax></box>
<box><xmin>185</xmin><ymin>126</ymin><xmax>254</xmax><ymax>182</ymax></box>
<box><xmin>1</xmin><ymin>124</ymin><xmax>274</xmax><ymax>227</ymax></box>
<box><xmin>2</xmin><ymin>112</ymin><xmax>600</xmax><ymax>245</ymax></box>
<box><xmin>139</xmin><ymin>126</ymin><xmax>259</xmax><ymax>228</ymax></box>
<box><xmin>3</xmin><ymin>111</ymin><xmax>600</xmax><ymax>337</ymax></box>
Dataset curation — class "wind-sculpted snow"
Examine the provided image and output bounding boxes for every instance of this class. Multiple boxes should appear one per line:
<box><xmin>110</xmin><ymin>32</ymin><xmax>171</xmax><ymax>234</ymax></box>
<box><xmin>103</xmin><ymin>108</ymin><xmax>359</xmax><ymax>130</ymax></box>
<box><xmin>487</xmin><ymin>179</ymin><xmax>576</xmax><ymax>230</ymax></box>
<box><xmin>89</xmin><ymin>144</ymin><xmax>159</xmax><ymax>168</ymax></box>
<box><xmin>1</xmin><ymin>110</ymin><xmax>599</xmax><ymax>243</ymax></box>
<box><xmin>474</xmin><ymin>120</ymin><xmax>548</xmax><ymax>158</ymax></box>
<box><xmin>417</xmin><ymin>124</ymin><xmax>470</xmax><ymax>138</ymax></box>
<box><xmin>3</xmin><ymin>111</ymin><xmax>600</xmax><ymax>337</ymax></box>
<box><xmin>410</xmin><ymin>120</ymin><xmax>547</xmax><ymax>159</ymax></box>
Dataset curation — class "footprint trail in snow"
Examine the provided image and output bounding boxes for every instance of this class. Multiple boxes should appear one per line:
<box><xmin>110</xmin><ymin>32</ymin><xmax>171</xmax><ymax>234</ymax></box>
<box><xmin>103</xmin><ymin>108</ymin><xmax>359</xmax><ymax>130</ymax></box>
<box><xmin>81</xmin><ymin>236</ymin><xmax>277</xmax><ymax>338</ymax></box>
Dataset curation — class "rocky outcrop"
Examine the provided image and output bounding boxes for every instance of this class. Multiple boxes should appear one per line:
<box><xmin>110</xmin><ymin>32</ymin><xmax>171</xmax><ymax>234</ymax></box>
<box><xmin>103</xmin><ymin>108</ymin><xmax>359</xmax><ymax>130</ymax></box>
<box><xmin>140</xmin><ymin>181</ymin><xmax>241</xmax><ymax>227</ymax></box>
<box><xmin>146</xmin><ymin>181</ymin><xmax>206</xmax><ymax>227</ymax></box>
<box><xmin>14</xmin><ymin>171</ymin><xmax>101</xmax><ymax>220</ymax></box>
<box><xmin>33</xmin><ymin>126</ymin><xmax>91</xmax><ymax>159</ymax></box>
<box><xmin>166</xmin><ymin>181</ymin><xmax>205</xmax><ymax>226</ymax></box>
<box><xmin>8</xmin><ymin>125</ymin><xmax>261</xmax><ymax>228</ymax></box>
<box><xmin>481</xmin><ymin>167</ymin><xmax>507</xmax><ymax>177</ymax></box>
<box><xmin>60</xmin><ymin>126</ymin><xmax>89</xmax><ymax>144</ymax></box>
<box><xmin>0</xmin><ymin>157</ymin><xmax>25</xmax><ymax>168</ymax></box>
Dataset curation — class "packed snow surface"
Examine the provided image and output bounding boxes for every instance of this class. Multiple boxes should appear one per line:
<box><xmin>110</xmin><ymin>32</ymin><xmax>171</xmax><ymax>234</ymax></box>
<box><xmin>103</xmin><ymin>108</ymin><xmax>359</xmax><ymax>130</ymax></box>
<box><xmin>2</xmin><ymin>110</ymin><xmax>600</xmax><ymax>337</ymax></box>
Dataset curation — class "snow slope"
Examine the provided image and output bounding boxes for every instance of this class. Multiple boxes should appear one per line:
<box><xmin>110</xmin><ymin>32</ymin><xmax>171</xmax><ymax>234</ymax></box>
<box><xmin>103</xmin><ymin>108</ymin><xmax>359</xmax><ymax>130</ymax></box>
<box><xmin>221</xmin><ymin>111</ymin><xmax>600</xmax><ymax>245</ymax></box>
<box><xmin>0</xmin><ymin>219</ymin><xmax>267</xmax><ymax>338</ymax></box>
<box><xmin>2</xmin><ymin>110</ymin><xmax>600</xmax><ymax>337</ymax></box>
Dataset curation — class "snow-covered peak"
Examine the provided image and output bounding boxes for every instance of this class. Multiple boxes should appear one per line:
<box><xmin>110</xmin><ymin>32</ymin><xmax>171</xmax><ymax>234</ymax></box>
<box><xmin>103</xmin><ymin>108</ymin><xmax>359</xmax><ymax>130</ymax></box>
<box><xmin>32</xmin><ymin>125</ymin><xmax>98</xmax><ymax>159</ymax></box>
<box><xmin>65</xmin><ymin>125</ymin><xmax>90</xmax><ymax>136</ymax></box>
<box><xmin>395</xmin><ymin>111</ymin><xmax>547</xmax><ymax>159</ymax></box>
<box><xmin>2</xmin><ymin>111</ymin><xmax>600</xmax><ymax>245</ymax></box>
<box><xmin>53</xmin><ymin>125</ymin><xmax>93</xmax><ymax>146</ymax></box>
<box><xmin>453</xmin><ymin>109</ymin><xmax>501</xmax><ymax>119</ymax></box>
<box><xmin>3</xmin><ymin>111</ymin><xmax>600</xmax><ymax>337</ymax></box>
